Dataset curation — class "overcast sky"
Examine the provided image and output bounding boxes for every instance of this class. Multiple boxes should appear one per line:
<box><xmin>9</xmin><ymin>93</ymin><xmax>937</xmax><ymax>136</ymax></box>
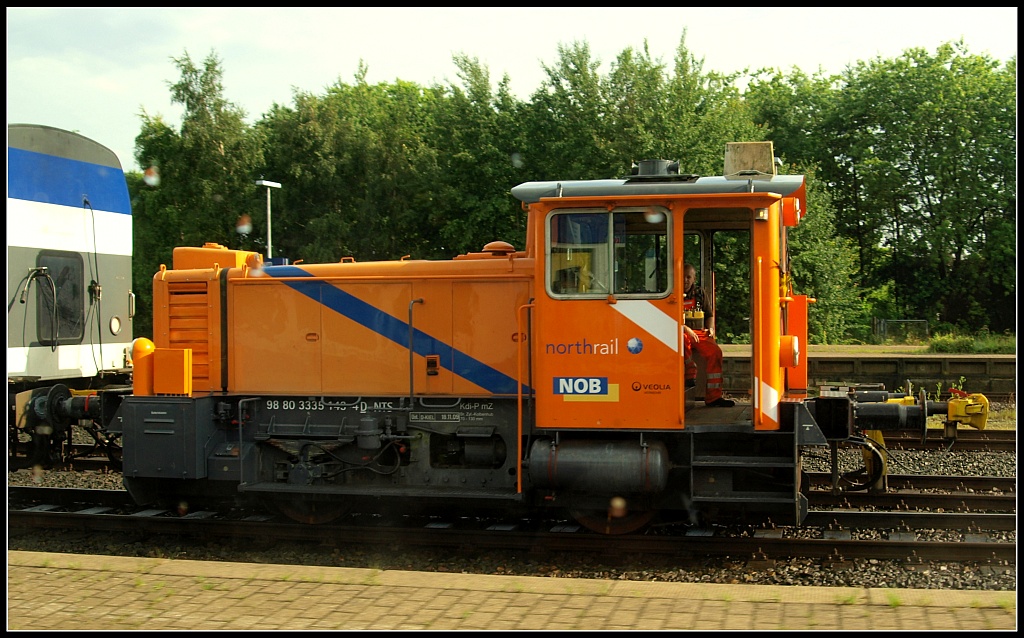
<box><xmin>7</xmin><ymin>7</ymin><xmax>1018</xmax><ymax>172</ymax></box>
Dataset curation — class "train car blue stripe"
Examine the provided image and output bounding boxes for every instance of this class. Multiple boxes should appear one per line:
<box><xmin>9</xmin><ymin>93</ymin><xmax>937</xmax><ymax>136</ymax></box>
<box><xmin>7</xmin><ymin>147</ymin><xmax>132</xmax><ymax>215</ymax></box>
<box><xmin>266</xmin><ymin>266</ymin><xmax>527</xmax><ymax>395</ymax></box>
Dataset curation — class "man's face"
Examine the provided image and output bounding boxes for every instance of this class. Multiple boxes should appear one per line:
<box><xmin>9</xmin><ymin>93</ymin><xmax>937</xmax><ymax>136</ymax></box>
<box><xmin>683</xmin><ymin>269</ymin><xmax>696</xmax><ymax>292</ymax></box>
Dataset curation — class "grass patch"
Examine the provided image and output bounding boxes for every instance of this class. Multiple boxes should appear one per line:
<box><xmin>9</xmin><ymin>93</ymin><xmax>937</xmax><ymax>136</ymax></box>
<box><xmin>928</xmin><ymin>330</ymin><xmax>1015</xmax><ymax>354</ymax></box>
<box><xmin>884</xmin><ymin>592</ymin><xmax>903</xmax><ymax>607</ymax></box>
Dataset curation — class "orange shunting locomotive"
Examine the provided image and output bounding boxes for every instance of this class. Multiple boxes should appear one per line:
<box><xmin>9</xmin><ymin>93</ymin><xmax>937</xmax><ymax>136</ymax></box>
<box><xmin>94</xmin><ymin>142</ymin><xmax>987</xmax><ymax>531</ymax></box>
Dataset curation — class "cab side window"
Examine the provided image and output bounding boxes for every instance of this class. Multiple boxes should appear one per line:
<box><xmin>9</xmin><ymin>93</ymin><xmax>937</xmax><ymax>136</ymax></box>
<box><xmin>548</xmin><ymin>208</ymin><xmax>669</xmax><ymax>297</ymax></box>
<box><xmin>613</xmin><ymin>211</ymin><xmax>668</xmax><ymax>295</ymax></box>
<box><xmin>549</xmin><ymin>212</ymin><xmax>610</xmax><ymax>295</ymax></box>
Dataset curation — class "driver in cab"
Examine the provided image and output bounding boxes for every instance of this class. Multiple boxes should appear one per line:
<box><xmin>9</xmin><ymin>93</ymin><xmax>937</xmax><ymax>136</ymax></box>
<box><xmin>683</xmin><ymin>263</ymin><xmax>734</xmax><ymax>408</ymax></box>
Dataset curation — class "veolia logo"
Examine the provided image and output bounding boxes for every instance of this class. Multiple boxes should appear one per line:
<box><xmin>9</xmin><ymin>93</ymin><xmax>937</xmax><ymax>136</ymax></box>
<box><xmin>632</xmin><ymin>381</ymin><xmax>672</xmax><ymax>392</ymax></box>
<box><xmin>552</xmin><ymin>377</ymin><xmax>608</xmax><ymax>395</ymax></box>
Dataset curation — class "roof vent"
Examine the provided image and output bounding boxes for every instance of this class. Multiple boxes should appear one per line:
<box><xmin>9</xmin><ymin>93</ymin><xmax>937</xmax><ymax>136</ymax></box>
<box><xmin>626</xmin><ymin>159</ymin><xmax>699</xmax><ymax>183</ymax></box>
<box><xmin>633</xmin><ymin>159</ymin><xmax>679</xmax><ymax>176</ymax></box>
<box><xmin>482</xmin><ymin>241</ymin><xmax>515</xmax><ymax>256</ymax></box>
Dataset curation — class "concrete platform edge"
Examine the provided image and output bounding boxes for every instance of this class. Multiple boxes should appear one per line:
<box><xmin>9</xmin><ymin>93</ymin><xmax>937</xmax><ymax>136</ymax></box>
<box><xmin>9</xmin><ymin>550</ymin><xmax>1016</xmax><ymax>610</ymax></box>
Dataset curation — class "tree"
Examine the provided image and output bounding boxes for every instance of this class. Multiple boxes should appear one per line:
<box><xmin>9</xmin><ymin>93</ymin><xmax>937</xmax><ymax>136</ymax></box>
<box><xmin>521</xmin><ymin>40</ymin><xmax>619</xmax><ymax>180</ymax></box>
<box><xmin>257</xmin><ymin>63</ymin><xmax>447</xmax><ymax>263</ymax></box>
<box><xmin>427</xmin><ymin>54</ymin><xmax>530</xmax><ymax>255</ymax></box>
<box><xmin>601</xmin><ymin>41</ymin><xmax>672</xmax><ymax>162</ymax></box>
<box><xmin>816</xmin><ymin>42</ymin><xmax>1016</xmax><ymax>330</ymax></box>
<box><xmin>130</xmin><ymin>50</ymin><xmax>263</xmax><ymax>338</ymax></box>
<box><xmin>787</xmin><ymin>166</ymin><xmax>868</xmax><ymax>343</ymax></box>
<box><xmin>743</xmin><ymin>67</ymin><xmax>840</xmax><ymax>167</ymax></box>
<box><xmin>663</xmin><ymin>32</ymin><xmax>762</xmax><ymax>175</ymax></box>
<box><xmin>130</xmin><ymin>37</ymin><xmax>1015</xmax><ymax>342</ymax></box>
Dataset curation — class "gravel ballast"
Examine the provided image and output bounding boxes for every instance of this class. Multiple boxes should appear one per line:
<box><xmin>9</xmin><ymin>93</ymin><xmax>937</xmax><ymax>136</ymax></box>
<box><xmin>8</xmin><ymin>441</ymin><xmax>1015</xmax><ymax>592</ymax></box>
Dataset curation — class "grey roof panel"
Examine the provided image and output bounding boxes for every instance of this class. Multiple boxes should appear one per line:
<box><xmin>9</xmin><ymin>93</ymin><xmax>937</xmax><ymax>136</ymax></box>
<box><xmin>511</xmin><ymin>174</ymin><xmax>805</xmax><ymax>204</ymax></box>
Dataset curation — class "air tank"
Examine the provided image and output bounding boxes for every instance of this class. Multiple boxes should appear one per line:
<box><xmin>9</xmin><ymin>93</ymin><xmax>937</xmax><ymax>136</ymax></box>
<box><xmin>527</xmin><ymin>438</ymin><xmax>669</xmax><ymax>494</ymax></box>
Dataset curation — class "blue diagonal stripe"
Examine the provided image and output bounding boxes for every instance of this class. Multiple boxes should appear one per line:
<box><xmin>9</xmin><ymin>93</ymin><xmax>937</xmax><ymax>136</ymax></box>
<box><xmin>266</xmin><ymin>266</ymin><xmax>528</xmax><ymax>395</ymax></box>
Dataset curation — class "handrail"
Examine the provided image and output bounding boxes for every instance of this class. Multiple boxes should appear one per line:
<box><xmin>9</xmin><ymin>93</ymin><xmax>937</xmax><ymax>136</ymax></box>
<box><xmin>516</xmin><ymin>301</ymin><xmax>535</xmax><ymax>494</ymax></box>
<box><xmin>408</xmin><ymin>298</ymin><xmax>424</xmax><ymax>409</ymax></box>
<box><xmin>753</xmin><ymin>257</ymin><xmax>763</xmax><ymax>429</ymax></box>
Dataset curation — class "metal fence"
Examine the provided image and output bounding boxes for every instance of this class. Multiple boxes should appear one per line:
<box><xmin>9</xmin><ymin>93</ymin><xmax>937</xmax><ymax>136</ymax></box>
<box><xmin>874</xmin><ymin>319</ymin><xmax>930</xmax><ymax>342</ymax></box>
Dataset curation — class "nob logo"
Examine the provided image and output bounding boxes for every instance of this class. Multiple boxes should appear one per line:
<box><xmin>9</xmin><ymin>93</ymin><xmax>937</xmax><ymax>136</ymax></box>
<box><xmin>553</xmin><ymin>377</ymin><xmax>608</xmax><ymax>395</ymax></box>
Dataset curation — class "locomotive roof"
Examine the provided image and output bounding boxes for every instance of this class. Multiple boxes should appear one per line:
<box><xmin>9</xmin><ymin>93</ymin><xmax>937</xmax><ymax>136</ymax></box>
<box><xmin>511</xmin><ymin>174</ymin><xmax>806</xmax><ymax>205</ymax></box>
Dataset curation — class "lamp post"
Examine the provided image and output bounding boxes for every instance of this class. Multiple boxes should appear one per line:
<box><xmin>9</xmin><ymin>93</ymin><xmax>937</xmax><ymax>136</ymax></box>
<box><xmin>255</xmin><ymin>179</ymin><xmax>281</xmax><ymax>259</ymax></box>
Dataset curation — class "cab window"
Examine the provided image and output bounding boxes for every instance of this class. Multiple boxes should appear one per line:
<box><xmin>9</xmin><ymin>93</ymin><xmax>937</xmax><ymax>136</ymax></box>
<box><xmin>547</xmin><ymin>208</ymin><xmax>669</xmax><ymax>298</ymax></box>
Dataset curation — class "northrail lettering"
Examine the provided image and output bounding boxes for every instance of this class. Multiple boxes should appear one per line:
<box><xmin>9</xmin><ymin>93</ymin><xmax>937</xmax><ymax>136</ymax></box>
<box><xmin>545</xmin><ymin>338</ymin><xmax>619</xmax><ymax>355</ymax></box>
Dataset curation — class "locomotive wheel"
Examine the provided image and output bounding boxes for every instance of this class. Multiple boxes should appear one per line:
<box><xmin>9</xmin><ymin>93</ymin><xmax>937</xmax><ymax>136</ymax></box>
<box><xmin>273</xmin><ymin>499</ymin><xmax>349</xmax><ymax>525</ymax></box>
<box><xmin>569</xmin><ymin>507</ymin><xmax>656</xmax><ymax>535</ymax></box>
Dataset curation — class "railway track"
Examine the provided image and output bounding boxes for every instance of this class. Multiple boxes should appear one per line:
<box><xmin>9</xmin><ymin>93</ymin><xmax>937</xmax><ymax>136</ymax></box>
<box><xmin>10</xmin><ymin>426</ymin><xmax>1016</xmax><ymax>569</ymax></box>
<box><xmin>806</xmin><ymin>473</ymin><xmax>1015</xmax><ymax>513</ymax></box>
<box><xmin>7</xmin><ymin>505</ymin><xmax>1016</xmax><ymax>564</ymax></box>
<box><xmin>881</xmin><ymin>429</ymin><xmax>1016</xmax><ymax>452</ymax></box>
<box><xmin>9</xmin><ymin>481</ymin><xmax>1016</xmax><ymax>564</ymax></box>
<box><xmin>11</xmin><ymin>472</ymin><xmax>1014</xmax><ymax>506</ymax></box>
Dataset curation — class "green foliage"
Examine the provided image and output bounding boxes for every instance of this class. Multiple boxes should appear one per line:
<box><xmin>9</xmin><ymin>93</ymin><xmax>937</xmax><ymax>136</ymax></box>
<box><xmin>124</xmin><ymin>169</ymin><xmax>153</xmax><ymax>340</ymax></box>
<box><xmin>744</xmin><ymin>67</ymin><xmax>840</xmax><ymax>165</ymax></box>
<box><xmin>820</xmin><ymin>43</ymin><xmax>1015</xmax><ymax>332</ymax></box>
<box><xmin>427</xmin><ymin>55</ymin><xmax>529</xmax><ymax>256</ymax></box>
<box><xmin>708</xmin><ymin>229</ymin><xmax>750</xmax><ymax>344</ymax></box>
<box><xmin>131</xmin><ymin>50</ymin><xmax>264</xmax><ymax>340</ymax></box>
<box><xmin>786</xmin><ymin>166</ymin><xmax>868</xmax><ymax>344</ymax></box>
<box><xmin>928</xmin><ymin>334</ymin><xmax>976</xmax><ymax>353</ymax></box>
<box><xmin>969</xmin><ymin>329</ymin><xmax>1016</xmax><ymax>354</ymax></box>
<box><xmin>929</xmin><ymin>376</ymin><xmax>967</xmax><ymax>402</ymax></box>
<box><xmin>750</xmin><ymin>43</ymin><xmax>1015</xmax><ymax>337</ymax></box>
<box><xmin>928</xmin><ymin>330</ymin><xmax>1015</xmax><ymax>354</ymax></box>
<box><xmin>125</xmin><ymin>37</ymin><xmax>1015</xmax><ymax>345</ymax></box>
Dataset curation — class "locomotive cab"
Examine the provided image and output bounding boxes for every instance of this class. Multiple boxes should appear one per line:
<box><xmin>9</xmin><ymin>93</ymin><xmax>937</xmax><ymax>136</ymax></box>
<box><xmin>521</xmin><ymin>142</ymin><xmax>809</xmax><ymax>433</ymax></box>
<box><xmin>511</xmin><ymin>142</ymin><xmax>828</xmax><ymax>530</ymax></box>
